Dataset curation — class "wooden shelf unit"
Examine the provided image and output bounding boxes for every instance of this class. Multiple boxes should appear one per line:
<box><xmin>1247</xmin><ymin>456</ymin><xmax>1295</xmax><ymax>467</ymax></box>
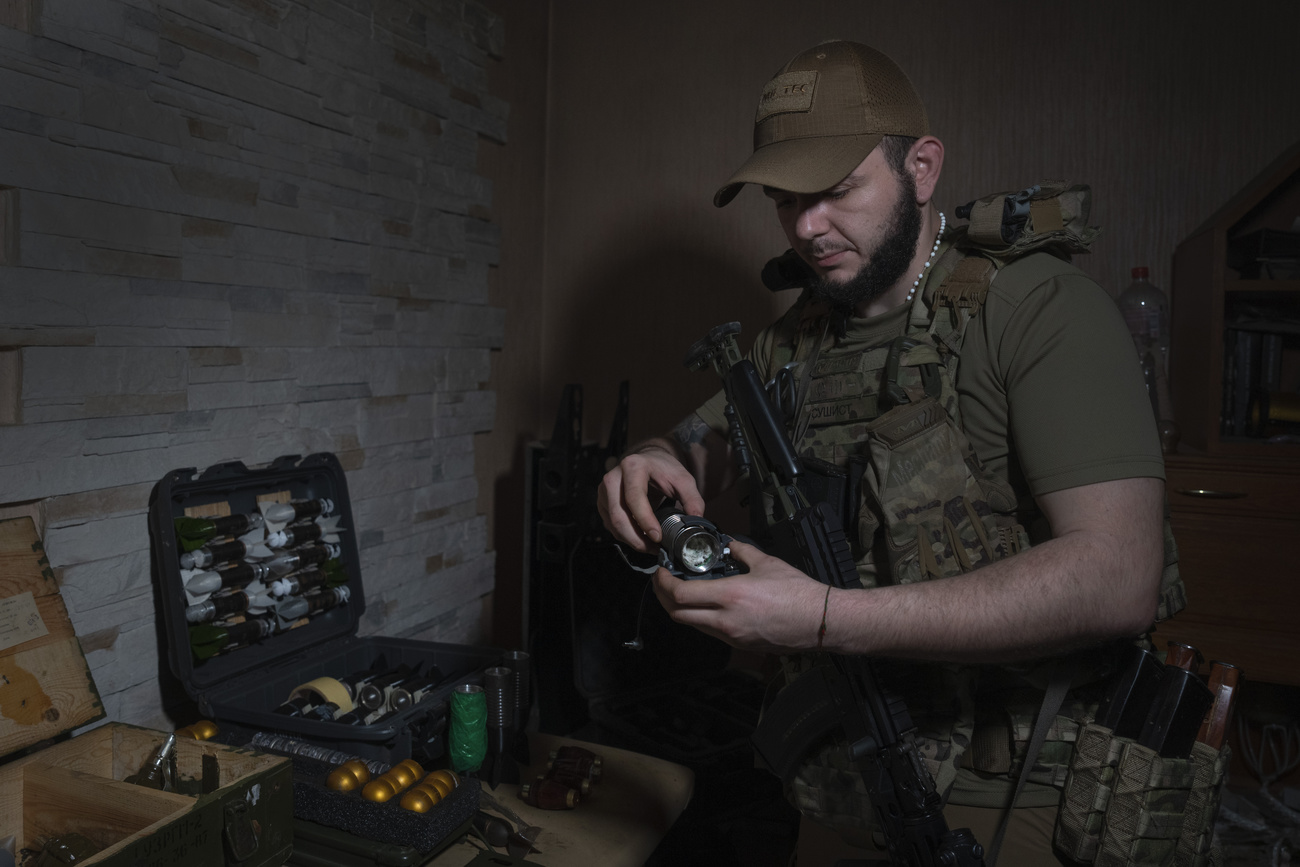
<box><xmin>1170</xmin><ymin>140</ymin><xmax>1300</xmax><ymax>456</ymax></box>
<box><xmin>1159</xmin><ymin>139</ymin><xmax>1300</xmax><ymax>691</ymax></box>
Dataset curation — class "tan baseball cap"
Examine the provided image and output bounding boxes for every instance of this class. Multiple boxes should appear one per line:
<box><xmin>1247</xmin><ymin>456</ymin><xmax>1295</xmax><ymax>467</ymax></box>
<box><xmin>714</xmin><ymin>41</ymin><xmax>929</xmax><ymax>207</ymax></box>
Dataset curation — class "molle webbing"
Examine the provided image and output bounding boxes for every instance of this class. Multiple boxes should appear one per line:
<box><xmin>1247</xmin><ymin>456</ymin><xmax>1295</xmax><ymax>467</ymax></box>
<box><xmin>1157</xmin><ymin>511</ymin><xmax>1185</xmax><ymax>623</ymax></box>
<box><xmin>933</xmin><ymin>255</ymin><xmax>996</xmax><ymax>319</ymax></box>
<box><xmin>958</xmin><ymin>180</ymin><xmax>1101</xmax><ymax>259</ymax></box>
<box><xmin>967</xmin><ymin>197</ymin><xmax>1012</xmax><ymax>248</ymax></box>
<box><xmin>1055</xmin><ymin>723</ymin><xmax>1228</xmax><ymax>867</ymax></box>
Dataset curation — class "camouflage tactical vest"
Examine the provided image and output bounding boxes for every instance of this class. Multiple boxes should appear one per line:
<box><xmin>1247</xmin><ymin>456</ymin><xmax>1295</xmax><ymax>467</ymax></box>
<box><xmin>755</xmin><ymin>182</ymin><xmax>1187</xmax><ymax>837</ymax></box>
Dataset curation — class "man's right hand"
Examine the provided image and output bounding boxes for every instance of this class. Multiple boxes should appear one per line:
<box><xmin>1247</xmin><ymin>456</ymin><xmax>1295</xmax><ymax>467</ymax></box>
<box><xmin>597</xmin><ymin>439</ymin><xmax>706</xmax><ymax>553</ymax></box>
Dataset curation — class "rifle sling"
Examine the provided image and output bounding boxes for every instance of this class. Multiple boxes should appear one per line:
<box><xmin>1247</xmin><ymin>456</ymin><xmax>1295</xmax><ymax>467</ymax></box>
<box><xmin>985</xmin><ymin>659</ymin><xmax>1072</xmax><ymax>866</ymax></box>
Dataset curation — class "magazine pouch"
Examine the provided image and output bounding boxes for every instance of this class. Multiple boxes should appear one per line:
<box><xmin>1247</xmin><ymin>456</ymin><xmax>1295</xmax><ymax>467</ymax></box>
<box><xmin>1055</xmin><ymin>723</ymin><xmax>1228</xmax><ymax>867</ymax></box>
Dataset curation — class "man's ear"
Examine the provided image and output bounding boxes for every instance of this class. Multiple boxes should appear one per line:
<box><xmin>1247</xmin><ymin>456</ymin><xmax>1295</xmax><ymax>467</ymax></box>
<box><xmin>909</xmin><ymin>136</ymin><xmax>944</xmax><ymax>205</ymax></box>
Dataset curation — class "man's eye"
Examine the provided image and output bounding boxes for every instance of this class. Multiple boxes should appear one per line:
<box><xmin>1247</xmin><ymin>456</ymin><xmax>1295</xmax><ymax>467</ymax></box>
<box><xmin>826</xmin><ymin>189</ymin><xmax>849</xmax><ymax>200</ymax></box>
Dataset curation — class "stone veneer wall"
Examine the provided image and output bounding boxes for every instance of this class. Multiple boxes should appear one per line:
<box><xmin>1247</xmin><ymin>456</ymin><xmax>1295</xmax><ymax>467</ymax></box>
<box><xmin>0</xmin><ymin>0</ymin><xmax>507</xmax><ymax>730</ymax></box>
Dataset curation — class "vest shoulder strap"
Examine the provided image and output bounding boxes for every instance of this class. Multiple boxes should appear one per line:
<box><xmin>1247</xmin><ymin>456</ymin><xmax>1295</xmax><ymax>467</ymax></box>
<box><xmin>921</xmin><ymin>245</ymin><xmax>998</xmax><ymax>351</ymax></box>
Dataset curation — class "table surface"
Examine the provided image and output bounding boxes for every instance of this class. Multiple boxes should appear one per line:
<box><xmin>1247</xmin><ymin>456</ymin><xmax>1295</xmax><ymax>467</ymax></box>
<box><xmin>429</xmin><ymin>732</ymin><xmax>695</xmax><ymax>867</ymax></box>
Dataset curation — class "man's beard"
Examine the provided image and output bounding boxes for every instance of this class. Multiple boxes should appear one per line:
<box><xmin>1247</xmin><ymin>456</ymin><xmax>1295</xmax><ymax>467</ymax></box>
<box><xmin>807</xmin><ymin>174</ymin><xmax>922</xmax><ymax>320</ymax></box>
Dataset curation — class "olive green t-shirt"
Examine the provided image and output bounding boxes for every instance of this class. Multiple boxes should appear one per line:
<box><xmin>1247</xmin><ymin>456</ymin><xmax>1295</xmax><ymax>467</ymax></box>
<box><xmin>696</xmin><ymin>246</ymin><xmax>1165</xmax><ymax>514</ymax></box>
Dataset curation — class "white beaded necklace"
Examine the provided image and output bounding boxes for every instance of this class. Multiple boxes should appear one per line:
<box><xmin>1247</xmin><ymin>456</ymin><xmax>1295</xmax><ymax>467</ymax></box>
<box><xmin>904</xmin><ymin>211</ymin><xmax>946</xmax><ymax>305</ymax></box>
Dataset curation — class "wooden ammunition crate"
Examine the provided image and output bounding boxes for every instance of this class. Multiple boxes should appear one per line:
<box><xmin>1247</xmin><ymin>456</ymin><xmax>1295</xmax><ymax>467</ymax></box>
<box><xmin>0</xmin><ymin>724</ymin><xmax>292</xmax><ymax>866</ymax></box>
<box><xmin>0</xmin><ymin>516</ymin><xmax>293</xmax><ymax>866</ymax></box>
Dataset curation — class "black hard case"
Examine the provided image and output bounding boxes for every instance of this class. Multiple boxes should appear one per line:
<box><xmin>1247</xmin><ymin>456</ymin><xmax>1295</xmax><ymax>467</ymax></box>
<box><xmin>149</xmin><ymin>452</ymin><xmax>499</xmax><ymax>766</ymax></box>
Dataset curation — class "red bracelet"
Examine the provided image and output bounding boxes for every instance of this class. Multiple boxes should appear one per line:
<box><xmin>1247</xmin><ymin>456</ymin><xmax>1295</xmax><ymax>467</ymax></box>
<box><xmin>816</xmin><ymin>584</ymin><xmax>832</xmax><ymax>650</ymax></box>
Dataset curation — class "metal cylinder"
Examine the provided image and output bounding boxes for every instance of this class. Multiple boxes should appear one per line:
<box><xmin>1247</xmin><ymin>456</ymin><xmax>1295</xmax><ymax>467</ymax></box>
<box><xmin>656</xmin><ymin>510</ymin><xmax>723</xmax><ymax>575</ymax></box>
<box><xmin>249</xmin><ymin>732</ymin><xmax>388</xmax><ymax>776</ymax></box>
<box><xmin>502</xmin><ymin>650</ymin><xmax>531</xmax><ymax>731</ymax></box>
<box><xmin>185</xmin><ymin>591</ymin><xmax>250</xmax><ymax>624</ymax></box>
<box><xmin>358</xmin><ymin>669</ymin><xmax>408</xmax><ymax>711</ymax></box>
<box><xmin>483</xmin><ymin>666</ymin><xmax>514</xmax><ymax>756</ymax></box>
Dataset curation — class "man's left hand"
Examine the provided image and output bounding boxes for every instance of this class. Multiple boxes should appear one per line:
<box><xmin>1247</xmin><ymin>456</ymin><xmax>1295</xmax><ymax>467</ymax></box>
<box><xmin>651</xmin><ymin>539</ymin><xmax>831</xmax><ymax>653</ymax></box>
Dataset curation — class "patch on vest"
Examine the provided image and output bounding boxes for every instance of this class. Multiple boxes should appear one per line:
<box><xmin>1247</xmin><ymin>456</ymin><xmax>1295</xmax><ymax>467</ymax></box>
<box><xmin>807</xmin><ymin>372</ymin><xmax>869</xmax><ymax>403</ymax></box>
<box><xmin>802</xmin><ymin>347</ymin><xmax>889</xmax><ymax>429</ymax></box>
<box><xmin>804</xmin><ymin>397</ymin><xmax>879</xmax><ymax>428</ymax></box>
<box><xmin>812</xmin><ymin>354</ymin><xmax>861</xmax><ymax>377</ymax></box>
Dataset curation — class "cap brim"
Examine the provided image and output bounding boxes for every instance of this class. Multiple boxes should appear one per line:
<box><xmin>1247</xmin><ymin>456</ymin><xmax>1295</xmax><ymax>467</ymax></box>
<box><xmin>713</xmin><ymin>134</ymin><xmax>884</xmax><ymax>207</ymax></box>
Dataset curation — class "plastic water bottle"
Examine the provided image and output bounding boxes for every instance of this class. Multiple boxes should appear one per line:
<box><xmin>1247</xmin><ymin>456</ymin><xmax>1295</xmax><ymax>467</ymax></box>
<box><xmin>1117</xmin><ymin>267</ymin><xmax>1169</xmax><ymax>370</ymax></box>
<box><xmin>1117</xmin><ymin>266</ymin><xmax>1178</xmax><ymax>450</ymax></box>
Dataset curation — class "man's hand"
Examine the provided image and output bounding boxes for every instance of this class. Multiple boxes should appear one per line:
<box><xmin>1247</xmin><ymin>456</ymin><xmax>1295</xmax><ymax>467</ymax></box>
<box><xmin>599</xmin><ymin>413</ymin><xmax>737</xmax><ymax>553</ymax></box>
<box><xmin>651</xmin><ymin>539</ymin><xmax>829</xmax><ymax>653</ymax></box>
<box><xmin>648</xmin><ymin>476</ymin><xmax>1166</xmax><ymax>663</ymax></box>
<box><xmin>597</xmin><ymin>440</ymin><xmax>705</xmax><ymax>553</ymax></box>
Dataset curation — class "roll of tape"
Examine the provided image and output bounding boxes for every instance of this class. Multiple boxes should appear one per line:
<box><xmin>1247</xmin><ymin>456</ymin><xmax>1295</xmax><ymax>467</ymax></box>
<box><xmin>290</xmin><ymin>677</ymin><xmax>354</xmax><ymax>715</ymax></box>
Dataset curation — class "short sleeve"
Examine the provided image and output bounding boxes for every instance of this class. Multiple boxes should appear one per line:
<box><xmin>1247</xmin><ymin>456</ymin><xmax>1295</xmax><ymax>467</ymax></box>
<box><xmin>957</xmin><ymin>255</ymin><xmax>1165</xmax><ymax>497</ymax></box>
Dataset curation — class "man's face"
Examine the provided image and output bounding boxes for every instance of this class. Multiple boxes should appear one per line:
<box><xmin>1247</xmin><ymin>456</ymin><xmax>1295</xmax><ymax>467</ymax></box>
<box><xmin>765</xmin><ymin>147</ymin><xmax>921</xmax><ymax>316</ymax></box>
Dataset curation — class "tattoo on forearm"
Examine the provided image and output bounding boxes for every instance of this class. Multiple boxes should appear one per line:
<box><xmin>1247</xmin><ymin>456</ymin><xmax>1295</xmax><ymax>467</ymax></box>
<box><xmin>671</xmin><ymin>413</ymin><xmax>711</xmax><ymax>450</ymax></box>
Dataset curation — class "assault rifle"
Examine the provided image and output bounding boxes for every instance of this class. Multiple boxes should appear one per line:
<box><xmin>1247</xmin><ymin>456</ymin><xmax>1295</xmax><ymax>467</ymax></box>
<box><xmin>684</xmin><ymin>322</ymin><xmax>984</xmax><ymax>867</ymax></box>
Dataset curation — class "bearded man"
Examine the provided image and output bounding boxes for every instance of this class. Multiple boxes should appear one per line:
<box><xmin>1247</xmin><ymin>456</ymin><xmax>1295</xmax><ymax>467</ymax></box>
<box><xmin>599</xmin><ymin>40</ymin><xmax>1185</xmax><ymax>866</ymax></box>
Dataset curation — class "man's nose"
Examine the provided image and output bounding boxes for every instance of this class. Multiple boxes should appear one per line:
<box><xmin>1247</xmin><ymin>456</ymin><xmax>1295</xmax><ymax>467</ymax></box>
<box><xmin>793</xmin><ymin>198</ymin><xmax>829</xmax><ymax>240</ymax></box>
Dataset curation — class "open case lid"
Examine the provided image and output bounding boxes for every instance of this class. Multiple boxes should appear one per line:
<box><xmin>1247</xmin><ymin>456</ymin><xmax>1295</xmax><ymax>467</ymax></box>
<box><xmin>0</xmin><ymin>516</ymin><xmax>105</xmax><ymax>758</ymax></box>
<box><xmin>148</xmin><ymin>452</ymin><xmax>365</xmax><ymax>703</ymax></box>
